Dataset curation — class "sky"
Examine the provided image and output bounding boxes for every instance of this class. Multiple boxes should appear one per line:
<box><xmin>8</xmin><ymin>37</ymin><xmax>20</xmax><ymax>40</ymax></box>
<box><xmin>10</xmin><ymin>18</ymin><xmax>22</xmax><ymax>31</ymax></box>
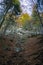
<box><xmin>0</xmin><ymin>0</ymin><xmax>43</xmax><ymax>16</ymax></box>
<box><xmin>0</xmin><ymin>0</ymin><xmax>5</xmax><ymax>14</ymax></box>
<box><xmin>0</xmin><ymin>0</ymin><xmax>34</xmax><ymax>15</ymax></box>
<box><xmin>20</xmin><ymin>0</ymin><xmax>43</xmax><ymax>15</ymax></box>
<box><xmin>0</xmin><ymin>0</ymin><xmax>38</xmax><ymax>15</ymax></box>
<box><xmin>19</xmin><ymin>0</ymin><xmax>34</xmax><ymax>15</ymax></box>
<box><xmin>0</xmin><ymin>0</ymin><xmax>3</xmax><ymax>3</ymax></box>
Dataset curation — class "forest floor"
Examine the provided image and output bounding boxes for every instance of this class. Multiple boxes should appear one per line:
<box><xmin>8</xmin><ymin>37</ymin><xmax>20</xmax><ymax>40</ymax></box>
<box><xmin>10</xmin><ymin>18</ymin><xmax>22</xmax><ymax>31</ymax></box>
<box><xmin>0</xmin><ymin>35</ymin><xmax>43</xmax><ymax>65</ymax></box>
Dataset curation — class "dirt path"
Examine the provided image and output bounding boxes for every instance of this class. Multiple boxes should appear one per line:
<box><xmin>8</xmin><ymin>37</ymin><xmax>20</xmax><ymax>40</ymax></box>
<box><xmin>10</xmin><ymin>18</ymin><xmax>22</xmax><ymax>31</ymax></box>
<box><xmin>0</xmin><ymin>35</ymin><xmax>43</xmax><ymax>65</ymax></box>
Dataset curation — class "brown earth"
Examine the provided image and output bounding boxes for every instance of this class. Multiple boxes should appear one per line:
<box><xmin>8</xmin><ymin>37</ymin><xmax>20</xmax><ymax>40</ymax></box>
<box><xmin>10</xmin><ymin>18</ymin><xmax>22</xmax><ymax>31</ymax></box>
<box><xmin>0</xmin><ymin>35</ymin><xmax>43</xmax><ymax>65</ymax></box>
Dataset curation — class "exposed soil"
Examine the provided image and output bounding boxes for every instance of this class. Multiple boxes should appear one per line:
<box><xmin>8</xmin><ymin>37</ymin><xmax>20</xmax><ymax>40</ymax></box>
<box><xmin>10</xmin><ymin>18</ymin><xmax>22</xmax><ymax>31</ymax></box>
<box><xmin>0</xmin><ymin>35</ymin><xmax>43</xmax><ymax>65</ymax></box>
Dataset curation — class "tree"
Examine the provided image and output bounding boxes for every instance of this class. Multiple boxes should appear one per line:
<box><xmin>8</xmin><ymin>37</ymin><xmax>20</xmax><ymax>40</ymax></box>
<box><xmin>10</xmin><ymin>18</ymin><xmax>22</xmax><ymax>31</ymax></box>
<box><xmin>31</xmin><ymin>1</ymin><xmax>43</xmax><ymax>33</ymax></box>
<box><xmin>12</xmin><ymin>0</ymin><xmax>21</xmax><ymax>15</ymax></box>
<box><xmin>0</xmin><ymin>0</ymin><xmax>21</xmax><ymax>29</ymax></box>
<box><xmin>16</xmin><ymin>13</ymin><xmax>31</xmax><ymax>27</ymax></box>
<box><xmin>0</xmin><ymin>0</ymin><xmax>12</xmax><ymax>28</ymax></box>
<box><xmin>0</xmin><ymin>0</ymin><xmax>22</xmax><ymax>52</ymax></box>
<box><xmin>32</xmin><ymin>0</ymin><xmax>43</xmax><ymax>27</ymax></box>
<box><xmin>0</xmin><ymin>0</ymin><xmax>22</xmax><ymax>34</ymax></box>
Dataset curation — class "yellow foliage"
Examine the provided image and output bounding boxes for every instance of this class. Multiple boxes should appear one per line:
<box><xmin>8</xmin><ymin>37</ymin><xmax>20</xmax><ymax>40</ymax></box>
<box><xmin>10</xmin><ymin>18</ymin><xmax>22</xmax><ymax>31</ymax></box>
<box><xmin>16</xmin><ymin>13</ymin><xmax>31</xmax><ymax>26</ymax></box>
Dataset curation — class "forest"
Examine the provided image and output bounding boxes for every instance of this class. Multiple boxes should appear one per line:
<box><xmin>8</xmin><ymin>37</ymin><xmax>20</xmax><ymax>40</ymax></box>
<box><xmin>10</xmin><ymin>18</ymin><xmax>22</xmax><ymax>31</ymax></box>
<box><xmin>0</xmin><ymin>0</ymin><xmax>43</xmax><ymax>65</ymax></box>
